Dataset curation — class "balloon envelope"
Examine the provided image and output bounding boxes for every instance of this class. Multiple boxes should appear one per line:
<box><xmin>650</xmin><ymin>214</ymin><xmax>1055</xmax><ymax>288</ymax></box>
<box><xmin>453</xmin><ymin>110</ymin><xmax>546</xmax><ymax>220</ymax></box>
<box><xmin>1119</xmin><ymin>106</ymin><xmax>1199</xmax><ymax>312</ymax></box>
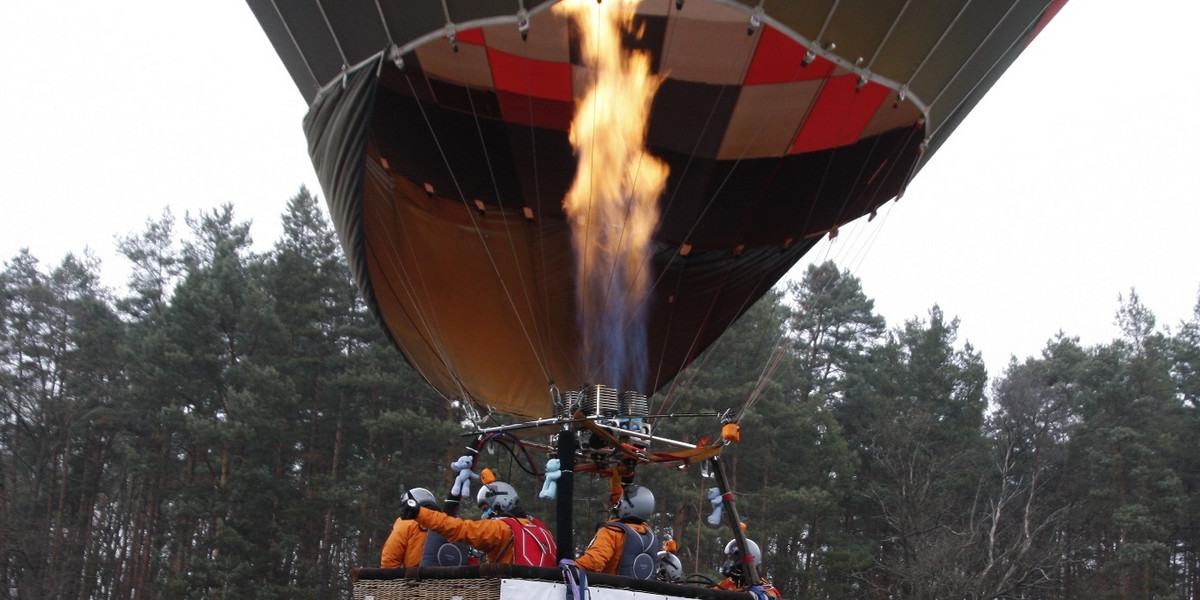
<box><xmin>249</xmin><ymin>0</ymin><xmax>1065</xmax><ymax>418</ymax></box>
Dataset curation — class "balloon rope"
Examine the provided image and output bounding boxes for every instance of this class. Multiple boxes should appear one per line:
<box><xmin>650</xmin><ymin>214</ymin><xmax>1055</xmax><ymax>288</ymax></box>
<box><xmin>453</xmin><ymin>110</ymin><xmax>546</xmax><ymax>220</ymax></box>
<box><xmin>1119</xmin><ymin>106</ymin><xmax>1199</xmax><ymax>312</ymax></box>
<box><xmin>365</xmin><ymin>69</ymin><xmax>483</xmax><ymax>402</ymax></box>
<box><xmin>927</xmin><ymin>1</ymin><xmax>1026</xmax><ymax>138</ymax></box>
<box><xmin>398</xmin><ymin>41</ymin><xmax>554</xmax><ymax>389</ymax></box>
<box><xmin>448</xmin><ymin>31</ymin><xmax>555</xmax><ymax>384</ymax></box>
<box><xmin>515</xmin><ymin>23</ymin><xmax>554</xmax><ymax>374</ymax></box>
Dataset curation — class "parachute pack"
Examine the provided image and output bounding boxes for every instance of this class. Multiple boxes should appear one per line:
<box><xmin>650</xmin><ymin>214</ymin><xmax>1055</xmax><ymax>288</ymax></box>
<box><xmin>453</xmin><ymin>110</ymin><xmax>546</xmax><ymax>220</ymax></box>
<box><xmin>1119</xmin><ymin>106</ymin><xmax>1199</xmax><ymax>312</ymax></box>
<box><xmin>609</xmin><ymin>522</ymin><xmax>657</xmax><ymax>579</ymax></box>
<box><xmin>420</xmin><ymin>530</ymin><xmax>473</xmax><ymax>567</ymax></box>
<box><xmin>497</xmin><ymin>517</ymin><xmax>557</xmax><ymax>567</ymax></box>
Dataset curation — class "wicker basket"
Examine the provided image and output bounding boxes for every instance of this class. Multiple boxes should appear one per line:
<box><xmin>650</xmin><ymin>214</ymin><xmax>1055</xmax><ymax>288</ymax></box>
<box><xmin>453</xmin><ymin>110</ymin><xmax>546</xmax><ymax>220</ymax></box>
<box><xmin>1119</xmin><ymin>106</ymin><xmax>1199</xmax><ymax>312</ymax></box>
<box><xmin>353</xmin><ymin>577</ymin><xmax>502</xmax><ymax>600</ymax></box>
<box><xmin>350</xmin><ymin>565</ymin><xmax>744</xmax><ymax>600</ymax></box>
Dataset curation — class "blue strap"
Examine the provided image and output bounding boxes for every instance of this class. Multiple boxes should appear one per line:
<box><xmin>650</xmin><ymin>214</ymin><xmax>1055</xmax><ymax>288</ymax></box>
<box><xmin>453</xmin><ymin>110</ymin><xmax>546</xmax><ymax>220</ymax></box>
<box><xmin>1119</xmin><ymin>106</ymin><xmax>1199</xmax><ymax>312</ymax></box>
<box><xmin>748</xmin><ymin>584</ymin><xmax>769</xmax><ymax>600</ymax></box>
<box><xmin>559</xmin><ymin>558</ymin><xmax>588</xmax><ymax>600</ymax></box>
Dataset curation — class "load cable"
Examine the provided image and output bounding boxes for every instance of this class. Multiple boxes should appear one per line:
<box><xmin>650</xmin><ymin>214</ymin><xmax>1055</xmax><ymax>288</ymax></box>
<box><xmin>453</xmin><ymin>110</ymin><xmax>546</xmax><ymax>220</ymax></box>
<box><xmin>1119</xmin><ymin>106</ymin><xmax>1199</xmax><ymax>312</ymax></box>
<box><xmin>362</xmin><ymin>160</ymin><xmax>473</xmax><ymax>402</ymax></box>
<box><xmin>389</xmin><ymin>42</ymin><xmax>554</xmax><ymax>404</ymax></box>
<box><xmin>447</xmin><ymin>35</ymin><xmax>557</xmax><ymax>387</ymax></box>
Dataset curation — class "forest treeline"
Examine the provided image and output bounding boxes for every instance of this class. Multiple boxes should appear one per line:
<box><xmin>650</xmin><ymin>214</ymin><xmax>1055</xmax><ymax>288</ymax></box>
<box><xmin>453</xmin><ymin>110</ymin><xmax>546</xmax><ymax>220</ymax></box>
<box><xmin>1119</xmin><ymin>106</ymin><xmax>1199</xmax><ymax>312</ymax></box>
<box><xmin>2</xmin><ymin>188</ymin><xmax>1199</xmax><ymax>600</ymax></box>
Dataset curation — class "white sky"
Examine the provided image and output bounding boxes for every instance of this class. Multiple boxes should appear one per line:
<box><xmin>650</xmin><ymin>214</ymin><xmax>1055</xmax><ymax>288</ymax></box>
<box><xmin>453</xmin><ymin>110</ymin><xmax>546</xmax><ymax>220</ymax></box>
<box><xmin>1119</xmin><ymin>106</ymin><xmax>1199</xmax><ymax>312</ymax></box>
<box><xmin>2</xmin><ymin>1</ymin><xmax>1198</xmax><ymax>377</ymax></box>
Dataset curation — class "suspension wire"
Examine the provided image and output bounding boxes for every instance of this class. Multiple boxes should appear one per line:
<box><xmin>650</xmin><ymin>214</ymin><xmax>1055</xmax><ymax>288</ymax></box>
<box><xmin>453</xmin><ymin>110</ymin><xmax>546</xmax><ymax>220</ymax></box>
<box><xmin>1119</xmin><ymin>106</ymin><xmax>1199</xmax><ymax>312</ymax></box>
<box><xmin>730</xmin><ymin>183</ymin><xmax>916</xmax><ymax>423</ymax></box>
<box><xmin>832</xmin><ymin>125</ymin><xmax>925</xmax><ymax>237</ymax></box>
<box><xmin>368</xmin><ymin>2</ymin><xmax>949</xmax><ymax>421</ymax></box>
<box><xmin>647</xmin><ymin>9</ymin><xmax>806</xmax><ymax>414</ymax></box>
<box><xmin>866</xmin><ymin>0</ymin><xmax>912</xmax><ymax>72</ymax></box>
<box><xmin>731</xmin><ymin>8</ymin><xmax>897</xmax><ymax>251</ymax></box>
<box><xmin>362</xmin><ymin>125</ymin><xmax>472</xmax><ymax>403</ymax></box>
<box><xmin>662</xmin><ymin>250</ymin><xmax>792</xmax><ymax>420</ymax></box>
<box><xmin>389</xmin><ymin>60</ymin><xmax>551</xmax><ymax>409</ymax></box>
<box><xmin>654</xmin><ymin>257</ymin><xmax>779</xmax><ymax>417</ymax></box>
<box><xmin>814</xmin><ymin>0</ymin><xmax>841</xmax><ymax>45</ymax></box>
<box><xmin>653</xmin><ymin>11</ymin><xmax>926</xmax><ymax>420</ymax></box>
<box><xmin>513</xmin><ymin>16</ymin><xmax>557</xmax><ymax>381</ymax></box>
<box><xmin>929</xmin><ymin>1</ymin><xmax>1042</xmax><ymax>141</ymax></box>
<box><xmin>651</xmin><ymin>0</ymin><xmax>765</xmax><ymax>237</ymax></box>
<box><xmin>731</xmin><ymin>233</ymin><xmax>880</xmax><ymax>424</ymax></box>
<box><xmin>739</xmin><ymin>222</ymin><xmax>885</xmax><ymax>421</ymax></box>
<box><xmin>722</xmin><ymin>196</ymin><xmax>909</xmax><ymax>423</ymax></box>
<box><xmin>647</xmin><ymin>248</ymin><xmax>688</xmax><ymax>401</ymax></box>
<box><xmin>842</xmin><ymin>199</ymin><xmax>899</xmax><ymax>275</ymax></box>
<box><xmin>650</xmin><ymin>15</ymin><xmax>830</xmax><ymax>414</ymax></box>
<box><xmin>446</xmin><ymin>27</ymin><xmax>557</xmax><ymax>384</ymax></box>
<box><xmin>269</xmin><ymin>0</ymin><xmax>319</xmax><ymax>95</ymax></box>
<box><xmin>820</xmin><ymin>135</ymin><xmax>889</xmax><ymax>242</ymax></box>
<box><xmin>394</xmin><ymin>33</ymin><xmax>554</xmax><ymax>391</ymax></box>
<box><xmin>642</xmin><ymin>6</ymin><xmax>765</xmax><ymax>401</ymax></box>
<box><xmin>370</xmin><ymin>0</ymin><xmax>395</xmax><ymax>46</ymax></box>
<box><xmin>313</xmin><ymin>0</ymin><xmax>480</xmax><ymax>406</ymax></box>
<box><xmin>808</xmin><ymin>191</ymin><xmax>877</xmax><ymax>275</ymax></box>
<box><xmin>733</xmin><ymin>332</ymin><xmax>789</xmax><ymax>423</ymax></box>
<box><xmin>314</xmin><ymin>0</ymin><xmax>351</xmax><ymax>75</ymax></box>
<box><xmin>928</xmin><ymin>1</ymin><xmax>1020</xmax><ymax>117</ymax></box>
<box><xmin>905</xmin><ymin>0</ymin><xmax>973</xmax><ymax>92</ymax></box>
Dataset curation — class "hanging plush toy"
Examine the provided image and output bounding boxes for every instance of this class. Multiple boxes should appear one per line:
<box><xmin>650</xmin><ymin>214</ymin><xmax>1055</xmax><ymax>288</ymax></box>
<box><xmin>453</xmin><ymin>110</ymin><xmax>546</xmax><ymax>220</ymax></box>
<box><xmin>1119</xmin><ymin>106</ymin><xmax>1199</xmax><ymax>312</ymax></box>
<box><xmin>706</xmin><ymin>487</ymin><xmax>724</xmax><ymax>526</ymax></box>
<box><xmin>450</xmin><ymin>455</ymin><xmax>480</xmax><ymax>498</ymax></box>
<box><xmin>539</xmin><ymin>458</ymin><xmax>561</xmax><ymax>500</ymax></box>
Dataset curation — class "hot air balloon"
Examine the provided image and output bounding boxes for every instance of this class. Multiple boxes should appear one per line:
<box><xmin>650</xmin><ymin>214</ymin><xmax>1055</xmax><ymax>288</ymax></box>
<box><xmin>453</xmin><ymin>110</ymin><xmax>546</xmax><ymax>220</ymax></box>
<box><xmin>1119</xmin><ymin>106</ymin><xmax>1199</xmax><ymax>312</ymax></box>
<box><xmin>248</xmin><ymin>0</ymin><xmax>1064</xmax><ymax>421</ymax></box>
<box><xmin>249</xmin><ymin>0</ymin><xmax>1065</xmax><ymax>595</ymax></box>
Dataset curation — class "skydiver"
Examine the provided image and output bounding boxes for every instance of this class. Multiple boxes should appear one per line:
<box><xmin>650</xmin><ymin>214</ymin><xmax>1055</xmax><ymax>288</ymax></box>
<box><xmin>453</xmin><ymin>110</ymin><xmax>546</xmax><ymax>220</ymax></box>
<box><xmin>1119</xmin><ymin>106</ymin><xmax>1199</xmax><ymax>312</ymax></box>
<box><xmin>713</xmin><ymin>538</ymin><xmax>783</xmax><ymax>599</ymax></box>
<box><xmin>398</xmin><ymin>480</ymin><xmax>556</xmax><ymax>566</ymax></box>
<box><xmin>574</xmin><ymin>484</ymin><xmax>658</xmax><ymax>578</ymax></box>
<box><xmin>380</xmin><ymin>487</ymin><xmax>439</xmax><ymax>569</ymax></box>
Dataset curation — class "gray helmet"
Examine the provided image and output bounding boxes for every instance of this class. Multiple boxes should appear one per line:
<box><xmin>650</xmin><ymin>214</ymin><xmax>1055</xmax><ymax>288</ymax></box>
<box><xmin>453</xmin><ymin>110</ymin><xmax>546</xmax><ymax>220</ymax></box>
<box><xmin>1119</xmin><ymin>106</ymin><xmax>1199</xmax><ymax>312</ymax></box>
<box><xmin>403</xmin><ymin>487</ymin><xmax>439</xmax><ymax>510</ymax></box>
<box><xmin>656</xmin><ymin>551</ymin><xmax>683</xmax><ymax>582</ymax></box>
<box><xmin>476</xmin><ymin>481</ymin><xmax>519</xmax><ymax>514</ymax></box>
<box><xmin>614</xmin><ymin>484</ymin><xmax>655</xmax><ymax>521</ymax></box>
<box><xmin>721</xmin><ymin>538</ymin><xmax>762</xmax><ymax>577</ymax></box>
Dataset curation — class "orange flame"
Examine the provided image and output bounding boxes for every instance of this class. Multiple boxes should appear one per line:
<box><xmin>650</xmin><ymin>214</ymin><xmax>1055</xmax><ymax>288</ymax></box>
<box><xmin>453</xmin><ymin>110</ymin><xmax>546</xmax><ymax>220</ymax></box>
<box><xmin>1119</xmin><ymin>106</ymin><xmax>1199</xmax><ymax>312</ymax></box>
<box><xmin>556</xmin><ymin>0</ymin><xmax>669</xmax><ymax>390</ymax></box>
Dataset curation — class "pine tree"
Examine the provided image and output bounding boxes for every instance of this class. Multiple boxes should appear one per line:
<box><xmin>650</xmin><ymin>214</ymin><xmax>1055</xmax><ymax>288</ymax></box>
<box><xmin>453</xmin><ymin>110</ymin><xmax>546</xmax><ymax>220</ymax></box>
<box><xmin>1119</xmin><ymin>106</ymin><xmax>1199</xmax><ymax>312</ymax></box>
<box><xmin>973</xmin><ymin>336</ymin><xmax>1085</xmax><ymax>599</ymax></box>
<box><xmin>1170</xmin><ymin>293</ymin><xmax>1200</xmax><ymax>600</ymax></box>
<box><xmin>1063</xmin><ymin>292</ymin><xmax>1184</xmax><ymax>600</ymax></box>
<box><xmin>836</xmin><ymin>306</ymin><xmax>988</xmax><ymax>599</ymax></box>
<box><xmin>0</xmin><ymin>250</ymin><xmax>126</xmax><ymax>600</ymax></box>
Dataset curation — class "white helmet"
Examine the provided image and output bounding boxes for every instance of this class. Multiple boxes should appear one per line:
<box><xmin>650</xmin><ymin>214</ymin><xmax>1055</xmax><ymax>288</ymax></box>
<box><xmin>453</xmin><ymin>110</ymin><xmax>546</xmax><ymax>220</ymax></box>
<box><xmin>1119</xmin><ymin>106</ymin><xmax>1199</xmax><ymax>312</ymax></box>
<box><xmin>476</xmin><ymin>481</ymin><xmax>519</xmax><ymax>515</ymax></box>
<box><xmin>721</xmin><ymin>538</ymin><xmax>762</xmax><ymax>577</ymax></box>
<box><xmin>656</xmin><ymin>551</ymin><xmax>683</xmax><ymax>582</ymax></box>
<box><xmin>614</xmin><ymin>484</ymin><xmax>655</xmax><ymax>521</ymax></box>
<box><xmin>403</xmin><ymin>487</ymin><xmax>439</xmax><ymax>510</ymax></box>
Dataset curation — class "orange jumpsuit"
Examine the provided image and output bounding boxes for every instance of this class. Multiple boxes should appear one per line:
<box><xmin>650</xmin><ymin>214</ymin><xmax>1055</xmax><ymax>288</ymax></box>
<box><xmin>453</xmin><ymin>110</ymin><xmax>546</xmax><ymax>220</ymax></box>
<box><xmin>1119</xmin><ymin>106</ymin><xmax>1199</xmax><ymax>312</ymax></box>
<box><xmin>574</xmin><ymin>520</ymin><xmax>653</xmax><ymax>574</ymax></box>
<box><xmin>714</xmin><ymin>576</ymin><xmax>782</xmax><ymax>598</ymax></box>
<box><xmin>380</xmin><ymin>518</ymin><xmax>428</xmax><ymax>568</ymax></box>
<box><xmin>416</xmin><ymin>507</ymin><xmax>547</xmax><ymax>564</ymax></box>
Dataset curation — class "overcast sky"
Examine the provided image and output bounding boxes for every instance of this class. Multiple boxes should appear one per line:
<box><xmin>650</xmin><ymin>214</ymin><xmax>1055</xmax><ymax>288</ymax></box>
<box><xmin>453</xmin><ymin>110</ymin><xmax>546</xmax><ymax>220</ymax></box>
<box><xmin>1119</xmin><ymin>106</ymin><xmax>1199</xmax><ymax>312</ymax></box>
<box><xmin>2</xmin><ymin>0</ymin><xmax>1198</xmax><ymax>377</ymax></box>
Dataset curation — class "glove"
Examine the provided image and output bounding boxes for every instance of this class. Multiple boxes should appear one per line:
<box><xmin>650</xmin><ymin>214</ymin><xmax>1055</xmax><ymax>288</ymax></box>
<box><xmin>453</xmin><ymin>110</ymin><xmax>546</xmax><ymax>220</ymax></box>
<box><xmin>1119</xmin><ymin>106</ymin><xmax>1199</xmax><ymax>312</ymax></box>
<box><xmin>399</xmin><ymin>497</ymin><xmax>421</xmax><ymax>520</ymax></box>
